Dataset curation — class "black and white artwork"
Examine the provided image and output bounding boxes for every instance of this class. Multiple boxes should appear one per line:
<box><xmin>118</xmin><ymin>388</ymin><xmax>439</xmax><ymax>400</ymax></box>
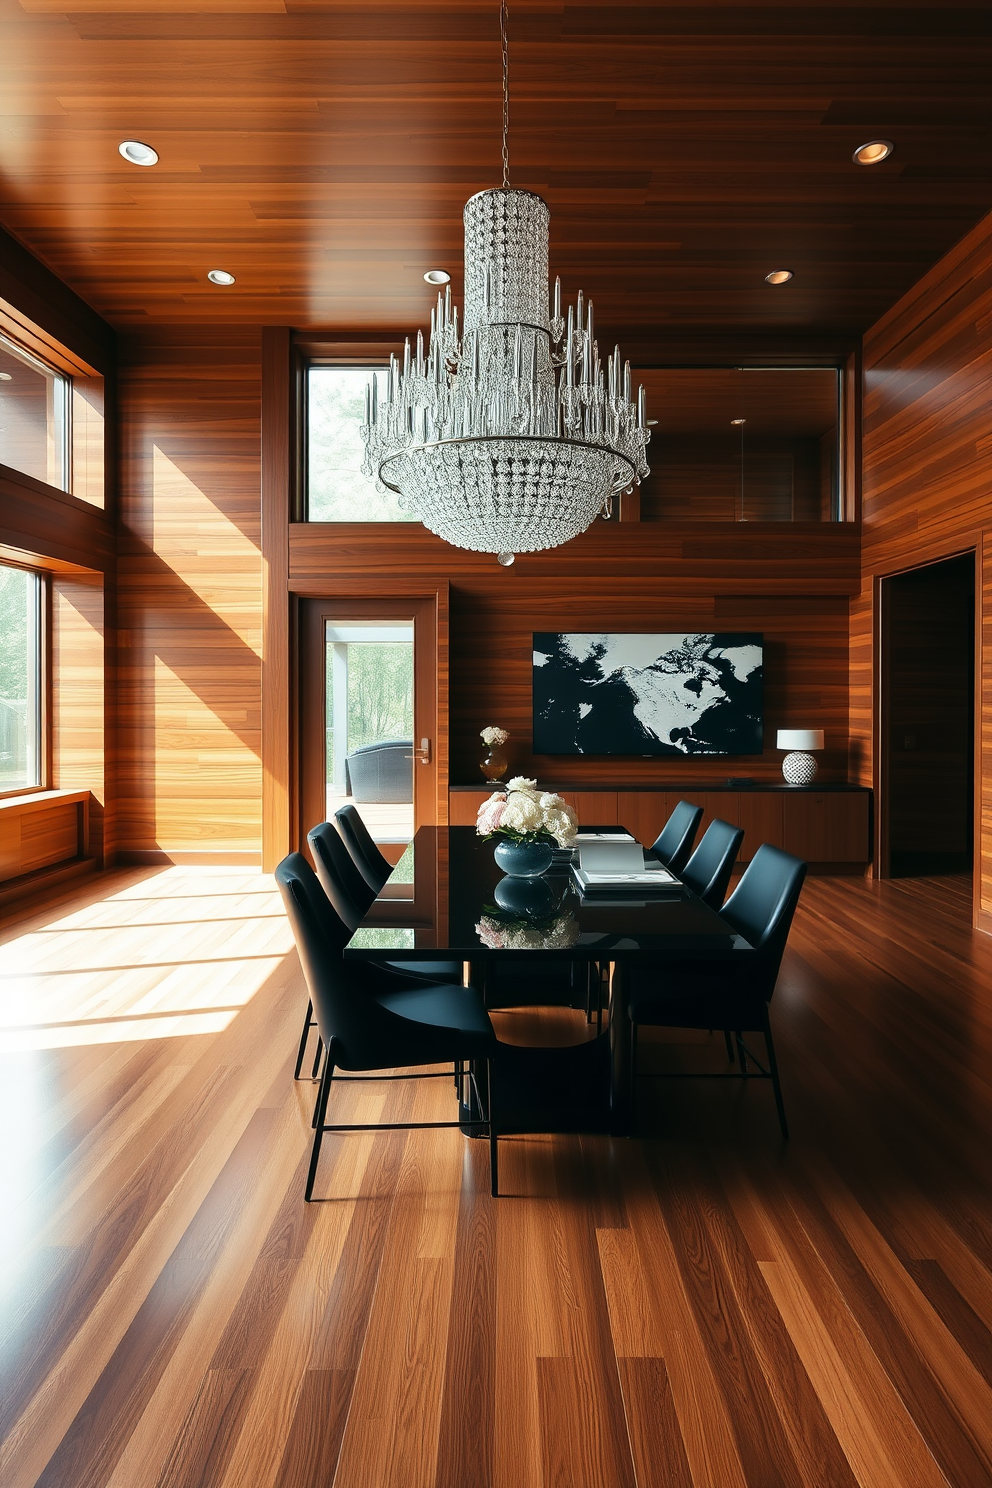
<box><xmin>533</xmin><ymin>632</ymin><xmax>763</xmax><ymax>756</ymax></box>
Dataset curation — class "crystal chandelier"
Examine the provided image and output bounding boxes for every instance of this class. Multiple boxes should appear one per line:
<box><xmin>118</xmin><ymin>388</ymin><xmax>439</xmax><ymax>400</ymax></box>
<box><xmin>361</xmin><ymin>0</ymin><xmax>650</xmax><ymax>565</ymax></box>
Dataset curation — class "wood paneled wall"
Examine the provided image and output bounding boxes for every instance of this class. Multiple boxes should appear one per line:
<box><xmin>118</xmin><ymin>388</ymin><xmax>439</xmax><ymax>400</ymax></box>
<box><xmin>117</xmin><ymin>327</ymin><xmax>263</xmax><ymax>859</ymax></box>
<box><xmin>52</xmin><ymin>574</ymin><xmax>108</xmax><ymax>863</ymax></box>
<box><xmin>288</xmin><ymin>523</ymin><xmax>859</xmax><ymax>808</ymax></box>
<box><xmin>857</xmin><ymin>207</ymin><xmax>992</xmax><ymax>918</ymax></box>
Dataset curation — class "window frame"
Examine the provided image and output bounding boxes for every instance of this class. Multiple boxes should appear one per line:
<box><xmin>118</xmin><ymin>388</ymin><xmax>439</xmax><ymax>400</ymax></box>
<box><xmin>297</xmin><ymin>352</ymin><xmax>396</xmax><ymax>524</ymax></box>
<box><xmin>0</xmin><ymin>328</ymin><xmax>72</xmax><ymax>495</ymax></box>
<box><xmin>635</xmin><ymin>362</ymin><xmax>848</xmax><ymax>525</ymax></box>
<box><xmin>0</xmin><ymin>558</ymin><xmax>49</xmax><ymax>800</ymax></box>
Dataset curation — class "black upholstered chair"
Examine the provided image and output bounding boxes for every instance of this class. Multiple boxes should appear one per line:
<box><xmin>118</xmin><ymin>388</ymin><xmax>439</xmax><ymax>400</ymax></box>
<box><xmin>629</xmin><ymin>843</ymin><xmax>807</xmax><ymax>1137</ymax></box>
<box><xmin>649</xmin><ymin>800</ymin><xmax>704</xmax><ymax>875</ymax></box>
<box><xmin>308</xmin><ymin>818</ymin><xmax>374</xmax><ymax>924</ymax></box>
<box><xmin>334</xmin><ymin>803</ymin><xmax>393</xmax><ymax>893</ymax></box>
<box><xmin>681</xmin><ymin>817</ymin><xmax>745</xmax><ymax>911</ymax></box>
<box><xmin>277</xmin><ymin>853</ymin><xmax>499</xmax><ymax>1199</ymax></box>
<box><xmin>292</xmin><ymin>822</ymin><xmax>460</xmax><ymax>1083</ymax></box>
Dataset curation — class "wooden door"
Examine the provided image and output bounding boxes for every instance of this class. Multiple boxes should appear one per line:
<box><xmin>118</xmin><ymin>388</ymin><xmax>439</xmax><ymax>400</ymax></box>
<box><xmin>299</xmin><ymin>594</ymin><xmax>445</xmax><ymax>865</ymax></box>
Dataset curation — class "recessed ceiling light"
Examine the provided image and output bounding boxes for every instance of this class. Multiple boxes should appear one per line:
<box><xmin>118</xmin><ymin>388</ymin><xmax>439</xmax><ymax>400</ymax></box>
<box><xmin>119</xmin><ymin>140</ymin><xmax>158</xmax><ymax>167</ymax></box>
<box><xmin>853</xmin><ymin>139</ymin><xmax>894</xmax><ymax>166</ymax></box>
<box><xmin>765</xmin><ymin>270</ymin><xmax>793</xmax><ymax>285</ymax></box>
<box><xmin>207</xmin><ymin>269</ymin><xmax>236</xmax><ymax>286</ymax></box>
<box><xmin>424</xmin><ymin>269</ymin><xmax>451</xmax><ymax>285</ymax></box>
<box><xmin>731</xmin><ymin>417</ymin><xmax>746</xmax><ymax>426</ymax></box>
<box><xmin>0</xmin><ymin>372</ymin><xmax>11</xmax><ymax>381</ymax></box>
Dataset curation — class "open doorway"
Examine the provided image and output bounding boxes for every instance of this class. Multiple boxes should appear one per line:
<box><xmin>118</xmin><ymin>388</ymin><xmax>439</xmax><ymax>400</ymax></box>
<box><xmin>881</xmin><ymin>552</ymin><xmax>975</xmax><ymax>878</ymax></box>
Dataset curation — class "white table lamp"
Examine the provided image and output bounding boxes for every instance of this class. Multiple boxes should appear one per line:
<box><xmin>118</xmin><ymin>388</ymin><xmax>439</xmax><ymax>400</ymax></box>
<box><xmin>776</xmin><ymin>728</ymin><xmax>824</xmax><ymax>785</ymax></box>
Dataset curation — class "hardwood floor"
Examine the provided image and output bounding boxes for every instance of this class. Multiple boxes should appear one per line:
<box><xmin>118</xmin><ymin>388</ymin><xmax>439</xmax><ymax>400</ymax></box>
<box><xmin>2</xmin><ymin>868</ymin><xmax>992</xmax><ymax>1487</ymax></box>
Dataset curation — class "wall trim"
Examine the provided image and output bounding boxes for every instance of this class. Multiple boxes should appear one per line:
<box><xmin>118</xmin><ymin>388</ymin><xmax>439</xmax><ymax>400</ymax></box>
<box><xmin>116</xmin><ymin>849</ymin><xmax>263</xmax><ymax>868</ymax></box>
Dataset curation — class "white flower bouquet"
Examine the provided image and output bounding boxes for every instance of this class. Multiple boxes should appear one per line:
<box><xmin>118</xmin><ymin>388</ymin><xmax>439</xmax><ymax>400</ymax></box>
<box><xmin>480</xmin><ymin>725</ymin><xmax>509</xmax><ymax>747</ymax></box>
<box><xmin>475</xmin><ymin>911</ymin><xmax>580</xmax><ymax>952</ymax></box>
<box><xmin>475</xmin><ymin>776</ymin><xmax>578</xmax><ymax>849</ymax></box>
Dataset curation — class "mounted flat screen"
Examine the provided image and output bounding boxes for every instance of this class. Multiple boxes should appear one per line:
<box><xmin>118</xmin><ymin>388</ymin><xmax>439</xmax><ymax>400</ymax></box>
<box><xmin>533</xmin><ymin>632</ymin><xmax>763</xmax><ymax>756</ymax></box>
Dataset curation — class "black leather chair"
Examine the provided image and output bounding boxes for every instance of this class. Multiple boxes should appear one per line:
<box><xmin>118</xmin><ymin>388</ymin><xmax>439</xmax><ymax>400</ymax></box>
<box><xmin>293</xmin><ymin>822</ymin><xmax>461</xmax><ymax>1083</ymax></box>
<box><xmin>334</xmin><ymin>803</ymin><xmax>393</xmax><ymax>893</ymax></box>
<box><xmin>681</xmin><ymin>817</ymin><xmax>745</xmax><ymax>911</ymax></box>
<box><xmin>628</xmin><ymin>843</ymin><xmax>807</xmax><ymax>1138</ymax></box>
<box><xmin>649</xmin><ymin>800</ymin><xmax>704</xmax><ymax>875</ymax></box>
<box><xmin>277</xmin><ymin>853</ymin><xmax>500</xmax><ymax>1198</ymax></box>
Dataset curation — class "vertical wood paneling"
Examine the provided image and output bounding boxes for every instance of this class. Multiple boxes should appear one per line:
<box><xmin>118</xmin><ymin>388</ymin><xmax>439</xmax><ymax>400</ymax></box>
<box><xmin>117</xmin><ymin>327</ymin><xmax>263</xmax><ymax>857</ymax></box>
<box><xmin>52</xmin><ymin>574</ymin><xmax>106</xmax><ymax>863</ymax></box>
<box><xmin>261</xmin><ymin>328</ymin><xmax>292</xmax><ymax>870</ymax></box>
<box><xmin>859</xmin><ymin>207</ymin><xmax>992</xmax><ymax>916</ymax></box>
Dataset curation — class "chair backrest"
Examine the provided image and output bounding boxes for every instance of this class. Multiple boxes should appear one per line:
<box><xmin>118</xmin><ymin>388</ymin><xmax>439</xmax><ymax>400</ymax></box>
<box><xmin>681</xmin><ymin>817</ymin><xmax>745</xmax><ymax>911</ymax></box>
<box><xmin>720</xmin><ymin>843</ymin><xmax>807</xmax><ymax>993</ymax></box>
<box><xmin>650</xmin><ymin>799</ymin><xmax>704</xmax><ymax>874</ymax></box>
<box><xmin>307</xmin><ymin>820</ymin><xmax>375</xmax><ymax>930</ymax></box>
<box><xmin>334</xmin><ymin>803</ymin><xmax>392</xmax><ymax>893</ymax></box>
<box><xmin>275</xmin><ymin>852</ymin><xmax>406</xmax><ymax>1067</ymax></box>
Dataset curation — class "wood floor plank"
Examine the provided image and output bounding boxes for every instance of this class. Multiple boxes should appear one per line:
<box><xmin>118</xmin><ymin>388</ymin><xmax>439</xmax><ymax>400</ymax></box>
<box><xmin>435</xmin><ymin>1145</ymin><xmax>496</xmax><ymax>1488</ymax></box>
<box><xmin>759</xmin><ymin>1256</ymin><xmax>951</xmax><ymax>1488</ymax></box>
<box><xmin>616</xmin><ymin>1143</ymin><xmax>750</xmax><ymax>1488</ymax></box>
<box><xmin>615</xmin><ymin>1357</ymin><xmax>693</xmax><ymax>1488</ymax></box>
<box><xmin>5</xmin><ymin>868</ymin><xmax>992</xmax><ymax>1487</ymax></box>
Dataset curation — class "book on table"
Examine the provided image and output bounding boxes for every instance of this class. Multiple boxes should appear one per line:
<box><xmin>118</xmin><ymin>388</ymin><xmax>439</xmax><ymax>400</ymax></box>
<box><xmin>571</xmin><ymin>839</ymin><xmax>682</xmax><ymax>896</ymax></box>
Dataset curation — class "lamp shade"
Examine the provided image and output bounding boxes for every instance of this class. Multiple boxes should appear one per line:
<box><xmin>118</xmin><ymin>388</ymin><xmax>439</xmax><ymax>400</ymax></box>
<box><xmin>776</xmin><ymin>729</ymin><xmax>824</xmax><ymax>751</ymax></box>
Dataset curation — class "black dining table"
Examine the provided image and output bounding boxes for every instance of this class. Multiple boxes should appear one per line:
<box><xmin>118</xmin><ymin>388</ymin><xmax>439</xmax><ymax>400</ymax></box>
<box><xmin>342</xmin><ymin>825</ymin><xmax>755</xmax><ymax>1135</ymax></box>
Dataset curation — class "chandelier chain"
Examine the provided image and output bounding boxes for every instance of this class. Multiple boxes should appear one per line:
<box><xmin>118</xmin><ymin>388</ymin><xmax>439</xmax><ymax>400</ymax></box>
<box><xmin>501</xmin><ymin>0</ymin><xmax>510</xmax><ymax>189</ymax></box>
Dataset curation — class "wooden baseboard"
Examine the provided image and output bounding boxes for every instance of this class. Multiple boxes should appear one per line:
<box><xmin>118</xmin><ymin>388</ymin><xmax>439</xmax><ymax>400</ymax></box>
<box><xmin>974</xmin><ymin>907</ymin><xmax>992</xmax><ymax>937</ymax></box>
<box><xmin>116</xmin><ymin>848</ymin><xmax>263</xmax><ymax>868</ymax></box>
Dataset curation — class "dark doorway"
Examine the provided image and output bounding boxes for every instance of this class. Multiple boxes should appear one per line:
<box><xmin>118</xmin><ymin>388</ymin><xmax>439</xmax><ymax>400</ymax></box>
<box><xmin>882</xmin><ymin>552</ymin><xmax>975</xmax><ymax>877</ymax></box>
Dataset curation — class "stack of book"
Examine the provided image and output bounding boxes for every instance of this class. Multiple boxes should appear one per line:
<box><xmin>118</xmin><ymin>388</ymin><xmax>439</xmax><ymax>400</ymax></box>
<box><xmin>570</xmin><ymin>835</ymin><xmax>682</xmax><ymax>897</ymax></box>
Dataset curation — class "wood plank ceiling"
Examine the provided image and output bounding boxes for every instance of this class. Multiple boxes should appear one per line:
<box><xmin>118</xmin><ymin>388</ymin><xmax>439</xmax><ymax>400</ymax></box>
<box><xmin>0</xmin><ymin>1</ymin><xmax>990</xmax><ymax>343</ymax></box>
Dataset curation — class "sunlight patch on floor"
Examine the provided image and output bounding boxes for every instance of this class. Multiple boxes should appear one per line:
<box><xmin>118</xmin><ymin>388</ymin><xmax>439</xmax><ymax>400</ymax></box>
<box><xmin>0</xmin><ymin>868</ymin><xmax>294</xmax><ymax>1051</ymax></box>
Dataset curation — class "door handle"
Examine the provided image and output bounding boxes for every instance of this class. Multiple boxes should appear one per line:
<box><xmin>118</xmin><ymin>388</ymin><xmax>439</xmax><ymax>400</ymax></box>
<box><xmin>407</xmin><ymin>737</ymin><xmax>431</xmax><ymax>765</ymax></box>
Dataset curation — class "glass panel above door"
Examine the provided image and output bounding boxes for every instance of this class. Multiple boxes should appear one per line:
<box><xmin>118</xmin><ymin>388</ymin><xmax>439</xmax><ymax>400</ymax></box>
<box><xmin>637</xmin><ymin>367</ymin><xmax>843</xmax><ymax>522</ymax></box>
<box><xmin>307</xmin><ymin>366</ymin><xmax>418</xmax><ymax>522</ymax></box>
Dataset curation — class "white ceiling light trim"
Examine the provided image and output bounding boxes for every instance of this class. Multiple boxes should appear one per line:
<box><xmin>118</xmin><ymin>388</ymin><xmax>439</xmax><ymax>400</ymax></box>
<box><xmin>118</xmin><ymin>140</ymin><xmax>158</xmax><ymax>166</ymax></box>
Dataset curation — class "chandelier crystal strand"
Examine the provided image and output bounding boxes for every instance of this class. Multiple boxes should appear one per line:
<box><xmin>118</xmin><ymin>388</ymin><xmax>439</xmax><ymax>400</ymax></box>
<box><xmin>361</xmin><ymin>4</ymin><xmax>650</xmax><ymax>561</ymax></box>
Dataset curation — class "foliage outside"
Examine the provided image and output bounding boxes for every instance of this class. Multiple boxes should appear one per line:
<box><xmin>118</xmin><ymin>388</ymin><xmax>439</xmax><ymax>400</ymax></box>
<box><xmin>325</xmin><ymin>642</ymin><xmax>414</xmax><ymax>777</ymax></box>
<box><xmin>308</xmin><ymin>367</ymin><xmax>416</xmax><ymax>523</ymax></box>
<box><xmin>0</xmin><ymin>565</ymin><xmax>36</xmax><ymax>788</ymax></box>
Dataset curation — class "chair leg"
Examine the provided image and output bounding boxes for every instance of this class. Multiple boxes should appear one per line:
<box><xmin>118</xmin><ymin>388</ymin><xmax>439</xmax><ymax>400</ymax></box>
<box><xmin>294</xmin><ymin>999</ymin><xmax>314</xmax><ymax>1080</ymax></box>
<box><xmin>488</xmin><ymin>1056</ymin><xmax>499</xmax><ymax>1197</ymax></box>
<box><xmin>763</xmin><ymin>1017</ymin><xmax>789</xmax><ymax>1140</ymax></box>
<box><xmin>305</xmin><ymin>1055</ymin><xmax>335</xmax><ymax>1202</ymax></box>
<box><xmin>723</xmin><ymin>1029</ymin><xmax>736</xmax><ymax>1064</ymax></box>
<box><xmin>736</xmin><ymin>1030</ymin><xmax>748</xmax><ymax>1076</ymax></box>
<box><xmin>311</xmin><ymin>1035</ymin><xmax>324</xmax><ymax>1082</ymax></box>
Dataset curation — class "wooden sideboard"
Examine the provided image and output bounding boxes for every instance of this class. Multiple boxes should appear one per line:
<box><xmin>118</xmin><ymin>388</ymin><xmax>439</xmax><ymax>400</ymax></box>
<box><xmin>449</xmin><ymin>784</ymin><xmax>871</xmax><ymax>869</ymax></box>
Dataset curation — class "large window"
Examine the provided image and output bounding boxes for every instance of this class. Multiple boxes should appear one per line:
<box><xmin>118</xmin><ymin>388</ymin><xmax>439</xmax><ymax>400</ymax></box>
<box><xmin>0</xmin><ymin>563</ymin><xmax>42</xmax><ymax>794</ymax></box>
<box><xmin>0</xmin><ymin>331</ymin><xmax>70</xmax><ymax>491</ymax></box>
<box><xmin>637</xmin><ymin>367</ymin><xmax>844</xmax><ymax>522</ymax></box>
<box><xmin>306</xmin><ymin>366</ymin><xmax>415</xmax><ymax>522</ymax></box>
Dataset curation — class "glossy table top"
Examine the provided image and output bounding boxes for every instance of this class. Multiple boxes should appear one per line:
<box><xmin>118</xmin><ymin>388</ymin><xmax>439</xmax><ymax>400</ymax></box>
<box><xmin>343</xmin><ymin>826</ymin><xmax>752</xmax><ymax>961</ymax></box>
